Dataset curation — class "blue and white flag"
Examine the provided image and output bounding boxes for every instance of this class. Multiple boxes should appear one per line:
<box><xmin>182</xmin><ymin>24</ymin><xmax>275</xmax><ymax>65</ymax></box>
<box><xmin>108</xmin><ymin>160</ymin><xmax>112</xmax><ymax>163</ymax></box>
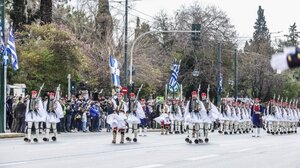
<box><xmin>218</xmin><ymin>73</ymin><xmax>223</xmax><ymax>94</ymax></box>
<box><xmin>0</xmin><ymin>21</ymin><xmax>5</xmax><ymax>54</ymax></box>
<box><xmin>109</xmin><ymin>55</ymin><xmax>121</xmax><ymax>87</ymax></box>
<box><xmin>169</xmin><ymin>62</ymin><xmax>180</xmax><ymax>89</ymax></box>
<box><xmin>7</xmin><ymin>27</ymin><xmax>18</xmax><ymax>70</ymax></box>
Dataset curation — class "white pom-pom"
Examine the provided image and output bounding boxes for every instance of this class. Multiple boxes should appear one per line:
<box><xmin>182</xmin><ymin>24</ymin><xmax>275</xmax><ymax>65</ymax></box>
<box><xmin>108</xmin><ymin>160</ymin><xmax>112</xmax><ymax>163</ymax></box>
<box><xmin>270</xmin><ymin>53</ymin><xmax>289</xmax><ymax>71</ymax></box>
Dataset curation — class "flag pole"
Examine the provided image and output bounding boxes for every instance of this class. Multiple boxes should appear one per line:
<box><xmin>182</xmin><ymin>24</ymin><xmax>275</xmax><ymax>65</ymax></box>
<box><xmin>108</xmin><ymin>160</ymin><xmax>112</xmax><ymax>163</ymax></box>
<box><xmin>0</xmin><ymin>0</ymin><xmax>5</xmax><ymax>133</ymax></box>
<box><xmin>3</xmin><ymin>49</ymin><xmax>6</xmax><ymax>132</ymax></box>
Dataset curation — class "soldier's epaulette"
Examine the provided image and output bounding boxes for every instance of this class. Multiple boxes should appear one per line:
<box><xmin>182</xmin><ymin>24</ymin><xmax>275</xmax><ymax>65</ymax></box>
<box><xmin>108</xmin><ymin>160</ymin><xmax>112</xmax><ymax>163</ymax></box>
<box><xmin>287</xmin><ymin>47</ymin><xmax>300</xmax><ymax>69</ymax></box>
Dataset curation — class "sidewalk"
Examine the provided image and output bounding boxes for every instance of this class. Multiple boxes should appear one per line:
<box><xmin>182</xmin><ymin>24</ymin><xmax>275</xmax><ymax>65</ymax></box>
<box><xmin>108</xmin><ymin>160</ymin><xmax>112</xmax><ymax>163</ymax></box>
<box><xmin>0</xmin><ymin>132</ymin><xmax>24</xmax><ymax>138</ymax></box>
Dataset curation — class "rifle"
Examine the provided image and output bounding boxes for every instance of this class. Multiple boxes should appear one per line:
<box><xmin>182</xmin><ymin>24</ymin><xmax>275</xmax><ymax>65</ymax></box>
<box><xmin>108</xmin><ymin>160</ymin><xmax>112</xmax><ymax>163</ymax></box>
<box><xmin>37</xmin><ymin>83</ymin><xmax>45</xmax><ymax>98</ymax></box>
<box><xmin>197</xmin><ymin>84</ymin><xmax>201</xmax><ymax>100</ymax></box>
<box><xmin>135</xmin><ymin>84</ymin><xmax>143</xmax><ymax>103</ymax></box>
<box><xmin>55</xmin><ymin>84</ymin><xmax>61</xmax><ymax>101</ymax></box>
<box><xmin>207</xmin><ymin>84</ymin><xmax>210</xmax><ymax>102</ymax></box>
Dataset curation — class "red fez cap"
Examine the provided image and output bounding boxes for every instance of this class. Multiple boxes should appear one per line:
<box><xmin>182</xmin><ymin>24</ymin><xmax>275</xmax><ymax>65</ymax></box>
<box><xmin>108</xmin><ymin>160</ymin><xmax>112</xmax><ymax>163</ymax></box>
<box><xmin>130</xmin><ymin>93</ymin><xmax>135</xmax><ymax>98</ymax></box>
<box><xmin>31</xmin><ymin>90</ymin><xmax>37</xmax><ymax>98</ymax></box>
<box><xmin>49</xmin><ymin>92</ymin><xmax>55</xmax><ymax>99</ymax></box>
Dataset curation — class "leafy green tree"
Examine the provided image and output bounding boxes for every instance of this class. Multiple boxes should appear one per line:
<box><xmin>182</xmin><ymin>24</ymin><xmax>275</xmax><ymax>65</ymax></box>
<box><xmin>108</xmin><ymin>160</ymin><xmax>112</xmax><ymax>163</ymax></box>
<box><xmin>8</xmin><ymin>23</ymin><xmax>84</xmax><ymax>94</ymax></box>
<box><xmin>285</xmin><ymin>22</ymin><xmax>299</xmax><ymax>46</ymax></box>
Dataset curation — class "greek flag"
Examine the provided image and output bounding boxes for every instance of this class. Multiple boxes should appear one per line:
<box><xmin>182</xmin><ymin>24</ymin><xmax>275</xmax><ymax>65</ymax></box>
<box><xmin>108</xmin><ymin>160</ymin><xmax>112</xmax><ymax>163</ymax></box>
<box><xmin>109</xmin><ymin>55</ymin><xmax>120</xmax><ymax>87</ymax></box>
<box><xmin>218</xmin><ymin>74</ymin><xmax>223</xmax><ymax>94</ymax></box>
<box><xmin>0</xmin><ymin>21</ymin><xmax>4</xmax><ymax>54</ymax></box>
<box><xmin>169</xmin><ymin>62</ymin><xmax>180</xmax><ymax>89</ymax></box>
<box><xmin>7</xmin><ymin>27</ymin><xmax>19</xmax><ymax>70</ymax></box>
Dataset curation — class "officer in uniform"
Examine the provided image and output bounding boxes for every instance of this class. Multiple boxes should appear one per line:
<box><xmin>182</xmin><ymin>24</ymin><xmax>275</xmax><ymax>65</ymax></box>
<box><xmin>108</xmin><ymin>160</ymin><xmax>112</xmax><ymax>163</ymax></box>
<box><xmin>251</xmin><ymin>98</ymin><xmax>263</xmax><ymax>137</ymax></box>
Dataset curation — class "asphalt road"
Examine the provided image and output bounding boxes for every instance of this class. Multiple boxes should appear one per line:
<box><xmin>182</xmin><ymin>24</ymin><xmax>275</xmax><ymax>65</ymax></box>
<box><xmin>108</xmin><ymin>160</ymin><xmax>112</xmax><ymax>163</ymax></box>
<box><xmin>0</xmin><ymin>129</ymin><xmax>300</xmax><ymax>168</ymax></box>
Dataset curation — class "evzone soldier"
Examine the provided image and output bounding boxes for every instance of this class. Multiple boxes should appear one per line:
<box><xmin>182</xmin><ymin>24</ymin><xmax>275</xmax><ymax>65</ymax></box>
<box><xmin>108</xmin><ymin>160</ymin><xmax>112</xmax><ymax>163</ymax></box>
<box><xmin>222</xmin><ymin>99</ymin><xmax>233</xmax><ymax>135</ymax></box>
<box><xmin>24</xmin><ymin>89</ymin><xmax>45</xmax><ymax>143</ymax></box>
<box><xmin>126</xmin><ymin>92</ymin><xmax>143</xmax><ymax>142</ymax></box>
<box><xmin>291</xmin><ymin>102</ymin><xmax>299</xmax><ymax>133</ymax></box>
<box><xmin>224</xmin><ymin>100</ymin><xmax>234</xmax><ymax>134</ymax></box>
<box><xmin>177</xmin><ymin>100</ymin><xmax>185</xmax><ymax>134</ymax></box>
<box><xmin>251</xmin><ymin>98</ymin><xmax>263</xmax><ymax>137</ymax></box>
<box><xmin>218</xmin><ymin>98</ymin><xmax>228</xmax><ymax>134</ymax></box>
<box><xmin>184</xmin><ymin>91</ymin><xmax>201</xmax><ymax>144</ymax></box>
<box><xmin>231</xmin><ymin>101</ymin><xmax>239</xmax><ymax>134</ymax></box>
<box><xmin>169</xmin><ymin>99</ymin><xmax>183</xmax><ymax>134</ymax></box>
<box><xmin>43</xmin><ymin>89</ymin><xmax>63</xmax><ymax>142</ymax></box>
<box><xmin>280</xmin><ymin>102</ymin><xmax>289</xmax><ymax>134</ymax></box>
<box><xmin>240</xmin><ymin>102</ymin><xmax>250</xmax><ymax>133</ymax></box>
<box><xmin>107</xmin><ymin>93</ymin><xmax>127</xmax><ymax>144</ymax></box>
<box><xmin>155</xmin><ymin>101</ymin><xmax>171</xmax><ymax>135</ymax></box>
<box><xmin>199</xmin><ymin>92</ymin><xmax>212</xmax><ymax>143</ymax></box>
<box><xmin>244</xmin><ymin>101</ymin><xmax>252</xmax><ymax>133</ymax></box>
<box><xmin>265</xmin><ymin>99</ymin><xmax>277</xmax><ymax>135</ymax></box>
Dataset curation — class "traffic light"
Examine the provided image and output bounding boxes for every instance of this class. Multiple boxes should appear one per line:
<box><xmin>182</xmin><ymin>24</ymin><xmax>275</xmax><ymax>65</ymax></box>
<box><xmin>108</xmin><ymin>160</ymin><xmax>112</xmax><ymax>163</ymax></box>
<box><xmin>191</xmin><ymin>23</ymin><xmax>201</xmax><ymax>41</ymax></box>
<box><xmin>71</xmin><ymin>80</ymin><xmax>76</xmax><ymax>94</ymax></box>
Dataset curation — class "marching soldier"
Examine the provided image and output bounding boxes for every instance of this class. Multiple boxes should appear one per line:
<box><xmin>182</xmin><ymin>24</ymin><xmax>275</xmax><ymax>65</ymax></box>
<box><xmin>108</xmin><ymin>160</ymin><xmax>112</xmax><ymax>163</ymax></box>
<box><xmin>107</xmin><ymin>93</ymin><xmax>127</xmax><ymax>144</ymax></box>
<box><xmin>184</xmin><ymin>91</ymin><xmax>201</xmax><ymax>144</ymax></box>
<box><xmin>126</xmin><ymin>93</ymin><xmax>142</xmax><ymax>142</ymax></box>
<box><xmin>199</xmin><ymin>92</ymin><xmax>212</xmax><ymax>143</ymax></box>
<box><xmin>24</xmin><ymin>90</ymin><xmax>45</xmax><ymax>143</ymax></box>
<box><xmin>155</xmin><ymin>101</ymin><xmax>171</xmax><ymax>135</ymax></box>
<box><xmin>43</xmin><ymin>90</ymin><xmax>63</xmax><ymax>142</ymax></box>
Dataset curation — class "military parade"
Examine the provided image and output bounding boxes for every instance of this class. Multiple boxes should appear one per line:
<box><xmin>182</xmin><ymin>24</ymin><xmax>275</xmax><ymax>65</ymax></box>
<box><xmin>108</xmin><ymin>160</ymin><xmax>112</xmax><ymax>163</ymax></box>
<box><xmin>12</xmin><ymin>56</ymin><xmax>300</xmax><ymax>146</ymax></box>
<box><xmin>1</xmin><ymin>1</ymin><xmax>300</xmax><ymax>168</ymax></box>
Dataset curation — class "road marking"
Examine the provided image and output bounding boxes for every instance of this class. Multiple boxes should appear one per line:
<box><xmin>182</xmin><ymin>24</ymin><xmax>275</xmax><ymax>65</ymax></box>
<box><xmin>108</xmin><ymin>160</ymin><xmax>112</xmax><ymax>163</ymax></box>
<box><xmin>132</xmin><ymin>164</ymin><xmax>165</xmax><ymax>168</ymax></box>
<box><xmin>232</xmin><ymin>148</ymin><xmax>253</xmax><ymax>153</ymax></box>
<box><xmin>0</xmin><ymin>162</ymin><xmax>26</xmax><ymax>167</ymax></box>
<box><xmin>184</xmin><ymin>154</ymin><xmax>219</xmax><ymax>161</ymax></box>
<box><xmin>116</xmin><ymin>148</ymin><xmax>142</xmax><ymax>153</ymax></box>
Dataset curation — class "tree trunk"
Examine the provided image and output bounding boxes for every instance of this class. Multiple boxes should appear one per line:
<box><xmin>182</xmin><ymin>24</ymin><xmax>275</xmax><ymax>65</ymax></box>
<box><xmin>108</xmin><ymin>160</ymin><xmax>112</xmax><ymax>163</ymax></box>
<box><xmin>12</xmin><ymin>0</ymin><xmax>26</xmax><ymax>30</ymax></box>
<box><xmin>40</xmin><ymin>0</ymin><xmax>52</xmax><ymax>24</ymax></box>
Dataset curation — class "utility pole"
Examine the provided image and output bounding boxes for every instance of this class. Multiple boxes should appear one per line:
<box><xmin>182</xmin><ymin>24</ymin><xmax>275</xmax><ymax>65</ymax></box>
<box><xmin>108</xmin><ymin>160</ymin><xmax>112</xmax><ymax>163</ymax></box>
<box><xmin>0</xmin><ymin>0</ymin><xmax>5</xmax><ymax>133</ymax></box>
<box><xmin>124</xmin><ymin>0</ymin><xmax>128</xmax><ymax>87</ymax></box>
<box><xmin>234</xmin><ymin>49</ymin><xmax>238</xmax><ymax>100</ymax></box>
<box><xmin>217</xmin><ymin>43</ymin><xmax>222</xmax><ymax>107</ymax></box>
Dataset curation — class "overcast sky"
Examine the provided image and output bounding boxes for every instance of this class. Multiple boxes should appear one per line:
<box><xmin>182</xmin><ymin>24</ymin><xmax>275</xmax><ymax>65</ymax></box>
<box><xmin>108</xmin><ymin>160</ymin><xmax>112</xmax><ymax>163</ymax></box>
<box><xmin>130</xmin><ymin>0</ymin><xmax>299</xmax><ymax>40</ymax></box>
